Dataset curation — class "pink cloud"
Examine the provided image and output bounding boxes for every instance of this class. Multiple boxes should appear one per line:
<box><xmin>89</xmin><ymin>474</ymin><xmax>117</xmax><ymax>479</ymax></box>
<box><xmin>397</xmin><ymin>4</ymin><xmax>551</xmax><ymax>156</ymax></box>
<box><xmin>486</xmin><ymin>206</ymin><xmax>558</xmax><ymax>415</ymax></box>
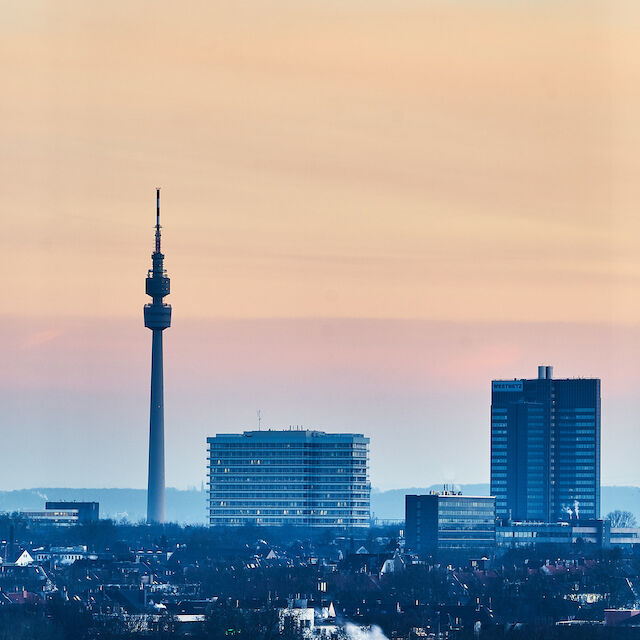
<box><xmin>20</xmin><ymin>329</ymin><xmax>63</xmax><ymax>350</ymax></box>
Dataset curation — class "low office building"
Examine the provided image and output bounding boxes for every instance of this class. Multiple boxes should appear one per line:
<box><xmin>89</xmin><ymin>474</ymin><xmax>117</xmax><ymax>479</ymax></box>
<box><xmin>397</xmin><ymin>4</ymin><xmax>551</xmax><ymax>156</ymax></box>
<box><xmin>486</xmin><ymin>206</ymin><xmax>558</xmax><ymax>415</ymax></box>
<box><xmin>207</xmin><ymin>429</ymin><xmax>370</xmax><ymax>527</ymax></box>
<box><xmin>496</xmin><ymin>519</ymin><xmax>640</xmax><ymax>550</ymax></box>
<box><xmin>496</xmin><ymin>520</ymin><xmax>603</xmax><ymax>548</ymax></box>
<box><xmin>20</xmin><ymin>501</ymin><xmax>99</xmax><ymax>526</ymax></box>
<box><xmin>21</xmin><ymin>509</ymin><xmax>84</xmax><ymax>526</ymax></box>
<box><xmin>405</xmin><ymin>491</ymin><xmax>496</xmax><ymax>557</ymax></box>
<box><xmin>45</xmin><ymin>502</ymin><xmax>99</xmax><ymax>523</ymax></box>
<box><xmin>610</xmin><ymin>527</ymin><xmax>640</xmax><ymax>546</ymax></box>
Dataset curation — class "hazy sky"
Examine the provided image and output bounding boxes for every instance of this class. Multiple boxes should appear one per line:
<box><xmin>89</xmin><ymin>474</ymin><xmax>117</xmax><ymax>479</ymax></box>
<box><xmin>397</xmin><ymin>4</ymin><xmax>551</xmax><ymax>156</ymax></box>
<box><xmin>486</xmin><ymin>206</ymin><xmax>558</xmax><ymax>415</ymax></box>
<box><xmin>2</xmin><ymin>1</ymin><xmax>640</xmax><ymax>491</ymax></box>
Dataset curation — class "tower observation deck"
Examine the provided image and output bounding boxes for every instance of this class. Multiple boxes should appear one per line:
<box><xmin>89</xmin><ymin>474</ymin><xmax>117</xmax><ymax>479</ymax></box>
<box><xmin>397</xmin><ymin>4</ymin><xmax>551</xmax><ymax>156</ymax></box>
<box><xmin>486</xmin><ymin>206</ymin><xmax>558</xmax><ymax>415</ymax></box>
<box><xmin>143</xmin><ymin>188</ymin><xmax>171</xmax><ymax>523</ymax></box>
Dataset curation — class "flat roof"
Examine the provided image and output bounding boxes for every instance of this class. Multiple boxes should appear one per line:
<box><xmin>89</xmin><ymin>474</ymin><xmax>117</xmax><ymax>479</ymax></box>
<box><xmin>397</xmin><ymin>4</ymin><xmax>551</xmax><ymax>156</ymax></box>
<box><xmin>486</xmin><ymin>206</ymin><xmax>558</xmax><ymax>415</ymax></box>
<box><xmin>406</xmin><ymin>494</ymin><xmax>495</xmax><ymax>500</ymax></box>
<box><xmin>492</xmin><ymin>377</ymin><xmax>599</xmax><ymax>383</ymax></box>
<box><xmin>207</xmin><ymin>429</ymin><xmax>368</xmax><ymax>444</ymax></box>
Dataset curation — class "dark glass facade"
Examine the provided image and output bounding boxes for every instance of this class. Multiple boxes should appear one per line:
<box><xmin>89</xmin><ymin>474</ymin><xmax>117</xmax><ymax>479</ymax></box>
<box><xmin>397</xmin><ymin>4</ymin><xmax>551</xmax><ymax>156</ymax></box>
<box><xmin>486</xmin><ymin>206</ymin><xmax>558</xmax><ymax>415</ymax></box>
<box><xmin>207</xmin><ymin>430</ymin><xmax>370</xmax><ymax>527</ymax></box>
<box><xmin>405</xmin><ymin>493</ymin><xmax>496</xmax><ymax>556</ymax></box>
<box><xmin>491</xmin><ymin>367</ymin><xmax>600</xmax><ymax>522</ymax></box>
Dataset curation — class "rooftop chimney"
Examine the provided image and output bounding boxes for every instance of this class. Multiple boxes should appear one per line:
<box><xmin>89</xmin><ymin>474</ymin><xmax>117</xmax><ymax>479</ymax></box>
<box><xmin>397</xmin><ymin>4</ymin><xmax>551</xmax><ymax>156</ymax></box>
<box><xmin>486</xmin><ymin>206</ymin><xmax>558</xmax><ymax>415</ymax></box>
<box><xmin>538</xmin><ymin>365</ymin><xmax>553</xmax><ymax>380</ymax></box>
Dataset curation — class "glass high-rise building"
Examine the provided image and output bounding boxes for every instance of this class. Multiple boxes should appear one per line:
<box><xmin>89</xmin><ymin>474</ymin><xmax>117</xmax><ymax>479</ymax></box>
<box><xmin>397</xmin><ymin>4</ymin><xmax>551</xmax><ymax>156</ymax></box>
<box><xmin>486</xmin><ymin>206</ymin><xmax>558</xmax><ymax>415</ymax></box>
<box><xmin>207</xmin><ymin>429</ymin><xmax>370</xmax><ymax>527</ymax></box>
<box><xmin>491</xmin><ymin>366</ymin><xmax>600</xmax><ymax>522</ymax></box>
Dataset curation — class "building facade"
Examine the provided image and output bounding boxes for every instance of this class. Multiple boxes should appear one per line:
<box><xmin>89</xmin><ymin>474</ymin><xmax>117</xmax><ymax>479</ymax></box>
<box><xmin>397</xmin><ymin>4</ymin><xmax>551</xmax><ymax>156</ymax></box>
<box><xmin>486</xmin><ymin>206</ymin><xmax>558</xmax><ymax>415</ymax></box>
<box><xmin>21</xmin><ymin>509</ymin><xmax>84</xmax><ymax>526</ymax></box>
<box><xmin>207</xmin><ymin>429</ymin><xmax>370</xmax><ymax>527</ymax></box>
<box><xmin>405</xmin><ymin>492</ymin><xmax>496</xmax><ymax>557</ymax></box>
<box><xmin>491</xmin><ymin>366</ymin><xmax>600</xmax><ymax>522</ymax></box>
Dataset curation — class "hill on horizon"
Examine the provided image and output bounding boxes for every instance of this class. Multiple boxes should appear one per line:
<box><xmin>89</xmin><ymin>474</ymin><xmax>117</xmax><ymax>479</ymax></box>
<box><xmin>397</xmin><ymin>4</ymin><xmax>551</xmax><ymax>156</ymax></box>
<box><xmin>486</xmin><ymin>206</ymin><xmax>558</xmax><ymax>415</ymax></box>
<box><xmin>0</xmin><ymin>488</ymin><xmax>206</xmax><ymax>524</ymax></box>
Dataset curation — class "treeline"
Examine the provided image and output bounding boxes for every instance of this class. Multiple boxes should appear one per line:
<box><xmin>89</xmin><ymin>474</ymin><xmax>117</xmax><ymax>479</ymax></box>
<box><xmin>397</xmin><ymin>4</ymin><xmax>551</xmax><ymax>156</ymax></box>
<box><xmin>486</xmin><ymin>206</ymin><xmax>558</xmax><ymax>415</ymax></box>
<box><xmin>0</xmin><ymin>514</ymin><xmax>398</xmax><ymax>557</ymax></box>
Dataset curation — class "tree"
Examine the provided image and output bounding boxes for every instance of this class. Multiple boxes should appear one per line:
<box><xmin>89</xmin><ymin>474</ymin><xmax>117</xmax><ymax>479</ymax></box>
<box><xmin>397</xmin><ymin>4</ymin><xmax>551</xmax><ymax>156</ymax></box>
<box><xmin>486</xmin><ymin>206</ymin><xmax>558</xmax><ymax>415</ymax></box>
<box><xmin>606</xmin><ymin>510</ymin><xmax>637</xmax><ymax>528</ymax></box>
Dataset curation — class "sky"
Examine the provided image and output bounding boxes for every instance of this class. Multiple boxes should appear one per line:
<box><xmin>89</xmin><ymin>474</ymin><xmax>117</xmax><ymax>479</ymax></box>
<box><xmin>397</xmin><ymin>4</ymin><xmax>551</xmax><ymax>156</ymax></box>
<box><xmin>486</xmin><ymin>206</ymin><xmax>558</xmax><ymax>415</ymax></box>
<box><xmin>2</xmin><ymin>0</ymin><xmax>640</xmax><ymax>491</ymax></box>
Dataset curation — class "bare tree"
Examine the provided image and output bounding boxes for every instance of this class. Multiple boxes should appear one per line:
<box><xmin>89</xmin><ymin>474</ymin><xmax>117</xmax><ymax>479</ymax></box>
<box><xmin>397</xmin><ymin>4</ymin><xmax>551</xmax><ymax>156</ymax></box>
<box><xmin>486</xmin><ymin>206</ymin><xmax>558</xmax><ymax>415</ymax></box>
<box><xmin>606</xmin><ymin>510</ymin><xmax>638</xmax><ymax>528</ymax></box>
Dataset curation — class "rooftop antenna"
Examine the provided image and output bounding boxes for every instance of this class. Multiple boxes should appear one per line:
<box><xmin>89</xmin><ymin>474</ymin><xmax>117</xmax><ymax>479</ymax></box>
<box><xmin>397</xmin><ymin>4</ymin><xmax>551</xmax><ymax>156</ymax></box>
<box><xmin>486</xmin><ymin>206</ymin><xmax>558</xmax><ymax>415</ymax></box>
<box><xmin>155</xmin><ymin>187</ymin><xmax>162</xmax><ymax>254</ymax></box>
<box><xmin>257</xmin><ymin>409</ymin><xmax>262</xmax><ymax>431</ymax></box>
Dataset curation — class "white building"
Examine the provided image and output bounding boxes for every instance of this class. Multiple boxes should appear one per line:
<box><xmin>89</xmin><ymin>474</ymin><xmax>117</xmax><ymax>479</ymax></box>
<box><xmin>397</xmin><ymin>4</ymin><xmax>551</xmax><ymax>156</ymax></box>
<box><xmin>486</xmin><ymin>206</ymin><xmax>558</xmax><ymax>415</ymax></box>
<box><xmin>207</xmin><ymin>429</ymin><xmax>370</xmax><ymax>527</ymax></box>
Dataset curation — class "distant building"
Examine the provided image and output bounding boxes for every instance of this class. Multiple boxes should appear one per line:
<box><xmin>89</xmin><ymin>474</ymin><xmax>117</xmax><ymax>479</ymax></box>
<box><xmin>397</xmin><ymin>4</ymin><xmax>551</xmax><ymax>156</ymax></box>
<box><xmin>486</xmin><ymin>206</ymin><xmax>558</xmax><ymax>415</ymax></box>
<box><xmin>491</xmin><ymin>366</ymin><xmax>600</xmax><ymax>522</ymax></box>
<box><xmin>21</xmin><ymin>502</ymin><xmax>99</xmax><ymax>526</ymax></box>
<box><xmin>496</xmin><ymin>519</ymin><xmax>640</xmax><ymax>549</ymax></box>
<box><xmin>405</xmin><ymin>491</ymin><xmax>496</xmax><ymax>557</ymax></box>
<box><xmin>610</xmin><ymin>527</ymin><xmax>640</xmax><ymax>546</ymax></box>
<box><xmin>45</xmin><ymin>502</ymin><xmax>99</xmax><ymax>523</ymax></box>
<box><xmin>279</xmin><ymin>598</ymin><xmax>339</xmax><ymax>638</ymax></box>
<box><xmin>21</xmin><ymin>509</ymin><xmax>83</xmax><ymax>526</ymax></box>
<box><xmin>496</xmin><ymin>520</ymin><xmax>609</xmax><ymax>549</ymax></box>
<box><xmin>4</xmin><ymin>550</ymin><xmax>35</xmax><ymax>566</ymax></box>
<box><xmin>0</xmin><ymin>562</ymin><xmax>53</xmax><ymax>594</ymax></box>
<box><xmin>33</xmin><ymin>546</ymin><xmax>95</xmax><ymax>566</ymax></box>
<box><xmin>207</xmin><ymin>429</ymin><xmax>370</xmax><ymax>527</ymax></box>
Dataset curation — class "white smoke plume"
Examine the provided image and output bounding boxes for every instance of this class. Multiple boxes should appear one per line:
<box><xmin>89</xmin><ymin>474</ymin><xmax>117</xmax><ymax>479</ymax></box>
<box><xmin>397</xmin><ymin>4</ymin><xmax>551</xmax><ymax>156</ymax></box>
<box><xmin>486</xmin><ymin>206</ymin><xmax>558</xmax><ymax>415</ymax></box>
<box><xmin>343</xmin><ymin>623</ymin><xmax>390</xmax><ymax>640</ymax></box>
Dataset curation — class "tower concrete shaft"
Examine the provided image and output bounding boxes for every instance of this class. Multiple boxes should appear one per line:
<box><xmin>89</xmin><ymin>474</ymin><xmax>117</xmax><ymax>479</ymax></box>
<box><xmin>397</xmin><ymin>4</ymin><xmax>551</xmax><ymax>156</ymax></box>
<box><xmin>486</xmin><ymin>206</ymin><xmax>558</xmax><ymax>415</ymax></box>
<box><xmin>143</xmin><ymin>189</ymin><xmax>171</xmax><ymax>524</ymax></box>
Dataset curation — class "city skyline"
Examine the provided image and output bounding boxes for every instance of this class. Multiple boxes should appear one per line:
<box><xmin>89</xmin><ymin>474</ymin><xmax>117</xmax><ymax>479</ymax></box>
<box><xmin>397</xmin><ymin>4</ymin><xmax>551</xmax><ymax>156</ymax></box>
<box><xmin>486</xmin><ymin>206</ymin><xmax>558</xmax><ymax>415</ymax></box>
<box><xmin>4</xmin><ymin>2</ymin><xmax>640</xmax><ymax>638</ymax></box>
<box><xmin>3</xmin><ymin>0</ymin><xmax>640</xmax><ymax>493</ymax></box>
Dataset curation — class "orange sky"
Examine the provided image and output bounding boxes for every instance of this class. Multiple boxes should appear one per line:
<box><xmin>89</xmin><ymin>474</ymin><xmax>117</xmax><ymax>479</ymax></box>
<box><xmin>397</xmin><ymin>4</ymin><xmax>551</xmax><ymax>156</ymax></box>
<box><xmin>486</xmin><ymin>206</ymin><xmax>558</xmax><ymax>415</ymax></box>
<box><xmin>2</xmin><ymin>1</ymin><xmax>640</xmax><ymax>492</ymax></box>
<box><xmin>3</xmin><ymin>0</ymin><xmax>640</xmax><ymax>323</ymax></box>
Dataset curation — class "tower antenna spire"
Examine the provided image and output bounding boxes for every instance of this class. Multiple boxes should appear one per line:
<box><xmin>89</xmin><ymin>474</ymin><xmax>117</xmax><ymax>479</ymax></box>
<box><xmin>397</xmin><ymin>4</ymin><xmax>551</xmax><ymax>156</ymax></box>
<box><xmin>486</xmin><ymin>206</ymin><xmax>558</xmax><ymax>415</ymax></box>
<box><xmin>155</xmin><ymin>187</ymin><xmax>161</xmax><ymax>253</ymax></box>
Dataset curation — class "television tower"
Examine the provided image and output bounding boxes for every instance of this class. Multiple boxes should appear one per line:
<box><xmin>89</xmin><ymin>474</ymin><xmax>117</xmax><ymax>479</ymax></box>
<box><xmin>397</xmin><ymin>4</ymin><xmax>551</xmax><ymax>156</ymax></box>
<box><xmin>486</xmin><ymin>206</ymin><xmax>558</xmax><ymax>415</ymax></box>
<box><xmin>143</xmin><ymin>189</ymin><xmax>172</xmax><ymax>523</ymax></box>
